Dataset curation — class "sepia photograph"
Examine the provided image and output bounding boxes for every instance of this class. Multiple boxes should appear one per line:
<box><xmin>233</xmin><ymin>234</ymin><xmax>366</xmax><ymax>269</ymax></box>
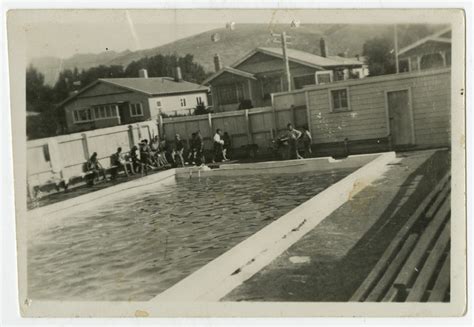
<box><xmin>3</xmin><ymin>7</ymin><xmax>468</xmax><ymax>319</ymax></box>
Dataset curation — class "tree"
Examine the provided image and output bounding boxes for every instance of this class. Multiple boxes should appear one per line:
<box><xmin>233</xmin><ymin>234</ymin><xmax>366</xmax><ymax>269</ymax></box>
<box><xmin>125</xmin><ymin>54</ymin><xmax>209</xmax><ymax>83</ymax></box>
<box><xmin>362</xmin><ymin>36</ymin><xmax>396</xmax><ymax>76</ymax></box>
<box><xmin>26</xmin><ymin>53</ymin><xmax>210</xmax><ymax>139</ymax></box>
<box><xmin>362</xmin><ymin>25</ymin><xmax>435</xmax><ymax>77</ymax></box>
<box><xmin>26</xmin><ymin>65</ymin><xmax>54</xmax><ymax>113</ymax></box>
<box><xmin>26</xmin><ymin>66</ymin><xmax>62</xmax><ymax>139</ymax></box>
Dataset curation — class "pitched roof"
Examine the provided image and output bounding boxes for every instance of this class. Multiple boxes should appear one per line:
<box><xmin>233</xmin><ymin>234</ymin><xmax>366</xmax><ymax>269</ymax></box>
<box><xmin>58</xmin><ymin>77</ymin><xmax>209</xmax><ymax>107</ymax></box>
<box><xmin>100</xmin><ymin>77</ymin><xmax>209</xmax><ymax>96</ymax></box>
<box><xmin>398</xmin><ymin>27</ymin><xmax>451</xmax><ymax>56</ymax></box>
<box><xmin>202</xmin><ymin>67</ymin><xmax>256</xmax><ymax>85</ymax></box>
<box><xmin>232</xmin><ymin>47</ymin><xmax>364</xmax><ymax>70</ymax></box>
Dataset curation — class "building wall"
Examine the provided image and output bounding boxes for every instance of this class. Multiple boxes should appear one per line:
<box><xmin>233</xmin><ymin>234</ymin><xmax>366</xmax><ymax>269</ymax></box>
<box><xmin>64</xmin><ymin>85</ymin><xmax>152</xmax><ymax>133</ymax></box>
<box><xmin>299</xmin><ymin>68</ymin><xmax>450</xmax><ymax>147</ymax></box>
<box><xmin>148</xmin><ymin>91</ymin><xmax>209</xmax><ymax>117</ymax></box>
<box><xmin>236</xmin><ymin>52</ymin><xmax>318</xmax><ymax>91</ymax></box>
<box><xmin>236</xmin><ymin>52</ymin><xmax>317</xmax><ymax>77</ymax></box>
<box><xmin>209</xmin><ymin>73</ymin><xmax>254</xmax><ymax>112</ymax></box>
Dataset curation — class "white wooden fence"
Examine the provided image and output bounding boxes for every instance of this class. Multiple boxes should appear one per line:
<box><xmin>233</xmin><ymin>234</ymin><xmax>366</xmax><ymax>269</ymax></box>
<box><xmin>27</xmin><ymin>121</ymin><xmax>158</xmax><ymax>189</ymax></box>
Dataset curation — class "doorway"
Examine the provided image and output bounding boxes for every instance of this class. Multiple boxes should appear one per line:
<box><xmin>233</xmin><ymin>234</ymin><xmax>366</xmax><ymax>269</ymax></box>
<box><xmin>386</xmin><ymin>89</ymin><xmax>415</xmax><ymax>147</ymax></box>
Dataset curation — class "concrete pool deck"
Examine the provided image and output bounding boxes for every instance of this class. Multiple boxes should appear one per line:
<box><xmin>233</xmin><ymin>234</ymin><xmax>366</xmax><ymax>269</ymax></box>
<box><xmin>222</xmin><ymin>149</ymin><xmax>450</xmax><ymax>302</ymax></box>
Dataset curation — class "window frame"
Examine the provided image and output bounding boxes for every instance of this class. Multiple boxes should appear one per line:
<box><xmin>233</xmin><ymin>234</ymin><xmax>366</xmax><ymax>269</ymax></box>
<box><xmin>328</xmin><ymin>87</ymin><xmax>351</xmax><ymax>113</ymax></box>
<box><xmin>92</xmin><ymin>104</ymin><xmax>120</xmax><ymax>120</ymax></box>
<box><xmin>261</xmin><ymin>75</ymin><xmax>282</xmax><ymax>100</ymax></box>
<box><xmin>72</xmin><ymin>108</ymin><xmax>93</xmax><ymax>123</ymax></box>
<box><xmin>129</xmin><ymin>103</ymin><xmax>144</xmax><ymax>117</ymax></box>
<box><xmin>216</xmin><ymin>83</ymin><xmax>243</xmax><ymax>105</ymax></box>
<box><xmin>293</xmin><ymin>74</ymin><xmax>316</xmax><ymax>90</ymax></box>
<box><xmin>316</xmin><ymin>70</ymin><xmax>334</xmax><ymax>85</ymax></box>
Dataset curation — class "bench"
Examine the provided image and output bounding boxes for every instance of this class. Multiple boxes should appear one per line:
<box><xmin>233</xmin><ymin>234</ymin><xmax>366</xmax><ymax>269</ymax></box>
<box><xmin>351</xmin><ymin>172</ymin><xmax>451</xmax><ymax>302</ymax></box>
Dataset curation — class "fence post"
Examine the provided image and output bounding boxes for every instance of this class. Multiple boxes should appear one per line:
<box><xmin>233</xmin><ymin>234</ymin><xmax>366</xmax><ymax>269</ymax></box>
<box><xmin>208</xmin><ymin>113</ymin><xmax>213</xmax><ymax>134</ymax></box>
<box><xmin>158</xmin><ymin>115</ymin><xmax>164</xmax><ymax>139</ymax></box>
<box><xmin>183</xmin><ymin>121</ymin><xmax>190</xmax><ymax>148</ymax></box>
<box><xmin>128</xmin><ymin>125</ymin><xmax>135</xmax><ymax>149</ymax></box>
<box><xmin>304</xmin><ymin>90</ymin><xmax>313</xmax><ymax>135</ymax></box>
<box><xmin>271</xmin><ymin>94</ymin><xmax>278</xmax><ymax>137</ymax></box>
<box><xmin>245</xmin><ymin>109</ymin><xmax>253</xmax><ymax>144</ymax></box>
<box><xmin>290</xmin><ymin>105</ymin><xmax>296</xmax><ymax>126</ymax></box>
<box><xmin>81</xmin><ymin>133</ymin><xmax>90</xmax><ymax>159</ymax></box>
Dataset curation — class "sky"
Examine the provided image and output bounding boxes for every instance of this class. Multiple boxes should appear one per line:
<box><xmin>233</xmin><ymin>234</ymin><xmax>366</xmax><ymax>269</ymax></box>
<box><xmin>24</xmin><ymin>12</ymin><xmax>223</xmax><ymax>59</ymax></box>
<box><xmin>15</xmin><ymin>9</ymin><xmax>454</xmax><ymax>60</ymax></box>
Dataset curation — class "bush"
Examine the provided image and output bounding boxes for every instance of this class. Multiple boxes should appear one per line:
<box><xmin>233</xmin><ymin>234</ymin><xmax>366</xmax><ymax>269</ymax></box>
<box><xmin>194</xmin><ymin>103</ymin><xmax>212</xmax><ymax>116</ymax></box>
<box><xmin>238</xmin><ymin>99</ymin><xmax>253</xmax><ymax>110</ymax></box>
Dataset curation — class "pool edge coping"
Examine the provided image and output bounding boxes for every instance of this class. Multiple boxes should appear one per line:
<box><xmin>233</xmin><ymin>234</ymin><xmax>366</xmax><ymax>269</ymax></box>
<box><xmin>28</xmin><ymin>153</ymin><xmax>381</xmax><ymax>218</ymax></box>
<box><xmin>151</xmin><ymin>151</ymin><xmax>397</xmax><ymax>302</ymax></box>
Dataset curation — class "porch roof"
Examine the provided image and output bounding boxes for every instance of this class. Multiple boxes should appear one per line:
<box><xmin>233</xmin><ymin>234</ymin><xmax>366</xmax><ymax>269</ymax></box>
<box><xmin>202</xmin><ymin>67</ymin><xmax>257</xmax><ymax>85</ymax></box>
<box><xmin>398</xmin><ymin>27</ymin><xmax>451</xmax><ymax>56</ymax></box>
<box><xmin>231</xmin><ymin>47</ymin><xmax>364</xmax><ymax>70</ymax></box>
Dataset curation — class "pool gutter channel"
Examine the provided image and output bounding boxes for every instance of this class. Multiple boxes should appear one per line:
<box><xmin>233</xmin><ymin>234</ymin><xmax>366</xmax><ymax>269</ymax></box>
<box><xmin>152</xmin><ymin>151</ymin><xmax>397</xmax><ymax>302</ymax></box>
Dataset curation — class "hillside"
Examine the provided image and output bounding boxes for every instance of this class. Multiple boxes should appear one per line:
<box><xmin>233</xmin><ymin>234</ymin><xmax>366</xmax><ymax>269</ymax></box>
<box><xmin>30</xmin><ymin>24</ymin><xmax>442</xmax><ymax>85</ymax></box>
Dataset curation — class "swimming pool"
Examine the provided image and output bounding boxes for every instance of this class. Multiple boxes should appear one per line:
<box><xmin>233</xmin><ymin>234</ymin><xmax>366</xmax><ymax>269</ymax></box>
<box><xmin>27</xmin><ymin>168</ymin><xmax>355</xmax><ymax>301</ymax></box>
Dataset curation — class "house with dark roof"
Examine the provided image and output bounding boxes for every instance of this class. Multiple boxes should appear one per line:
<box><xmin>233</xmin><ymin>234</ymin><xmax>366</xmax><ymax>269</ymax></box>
<box><xmin>398</xmin><ymin>27</ymin><xmax>451</xmax><ymax>72</ymax></box>
<box><xmin>204</xmin><ymin>39</ymin><xmax>366</xmax><ymax>112</ymax></box>
<box><xmin>59</xmin><ymin>68</ymin><xmax>209</xmax><ymax>133</ymax></box>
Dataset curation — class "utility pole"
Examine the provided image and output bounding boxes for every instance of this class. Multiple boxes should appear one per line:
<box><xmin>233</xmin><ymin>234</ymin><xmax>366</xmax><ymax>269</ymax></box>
<box><xmin>272</xmin><ymin>32</ymin><xmax>292</xmax><ymax>91</ymax></box>
<box><xmin>394</xmin><ymin>25</ymin><xmax>399</xmax><ymax>73</ymax></box>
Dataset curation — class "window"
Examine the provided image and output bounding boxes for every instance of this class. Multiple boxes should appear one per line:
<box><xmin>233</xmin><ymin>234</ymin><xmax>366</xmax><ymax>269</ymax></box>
<box><xmin>93</xmin><ymin>104</ymin><xmax>119</xmax><ymax>120</ymax></box>
<box><xmin>73</xmin><ymin>108</ymin><xmax>92</xmax><ymax>123</ymax></box>
<box><xmin>316</xmin><ymin>71</ymin><xmax>333</xmax><ymax>85</ymax></box>
<box><xmin>156</xmin><ymin>99</ymin><xmax>162</xmax><ymax>108</ymax></box>
<box><xmin>196</xmin><ymin>96</ymin><xmax>203</xmax><ymax>105</ymax></box>
<box><xmin>217</xmin><ymin>83</ymin><xmax>244</xmax><ymax>105</ymax></box>
<box><xmin>180</xmin><ymin>97</ymin><xmax>187</xmax><ymax>107</ymax></box>
<box><xmin>333</xmin><ymin>69</ymin><xmax>346</xmax><ymax>81</ymax></box>
<box><xmin>399</xmin><ymin>59</ymin><xmax>410</xmax><ymax>73</ymax></box>
<box><xmin>330</xmin><ymin>88</ymin><xmax>350</xmax><ymax>112</ymax></box>
<box><xmin>293</xmin><ymin>74</ymin><xmax>316</xmax><ymax>89</ymax></box>
<box><xmin>129</xmin><ymin>103</ymin><xmax>143</xmax><ymax>117</ymax></box>
<box><xmin>262</xmin><ymin>76</ymin><xmax>282</xmax><ymax>100</ymax></box>
<box><xmin>420</xmin><ymin>53</ymin><xmax>444</xmax><ymax>70</ymax></box>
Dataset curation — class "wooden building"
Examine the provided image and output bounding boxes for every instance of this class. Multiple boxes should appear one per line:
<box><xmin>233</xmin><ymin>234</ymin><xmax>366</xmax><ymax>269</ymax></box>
<box><xmin>398</xmin><ymin>27</ymin><xmax>451</xmax><ymax>72</ymax></box>
<box><xmin>59</xmin><ymin>68</ymin><xmax>209</xmax><ymax>133</ymax></box>
<box><xmin>204</xmin><ymin>41</ymin><xmax>367</xmax><ymax>113</ymax></box>
<box><xmin>272</xmin><ymin>68</ymin><xmax>451</xmax><ymax>152</ymax></box>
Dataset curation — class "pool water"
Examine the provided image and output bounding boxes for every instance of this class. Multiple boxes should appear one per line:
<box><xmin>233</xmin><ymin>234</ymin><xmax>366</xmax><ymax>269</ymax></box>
<box><xmin>28</xmin><ymin>168</ymin><xmax>354</xmax><ymax>301</ymax></box>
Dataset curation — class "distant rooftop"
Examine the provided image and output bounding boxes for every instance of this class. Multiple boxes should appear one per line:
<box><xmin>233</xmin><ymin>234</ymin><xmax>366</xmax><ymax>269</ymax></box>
<box><xmin>59</xmin><ymin>76</ymin><xmax>209</xmax><ymax>107</ymax></box>
<box><xmin>100</xmin><ymin>77</ymin><xmax>209</xmax><ymax>96</ymax></box>
<box><xmin>246</xmin><ymin>47</ymin><xmax>364</xmax><ymax>68</ymax></box>
<box><xmin>203</xmin><ymin>46</ymin><xmax>365</xmax><ymax>85</ymax></box>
